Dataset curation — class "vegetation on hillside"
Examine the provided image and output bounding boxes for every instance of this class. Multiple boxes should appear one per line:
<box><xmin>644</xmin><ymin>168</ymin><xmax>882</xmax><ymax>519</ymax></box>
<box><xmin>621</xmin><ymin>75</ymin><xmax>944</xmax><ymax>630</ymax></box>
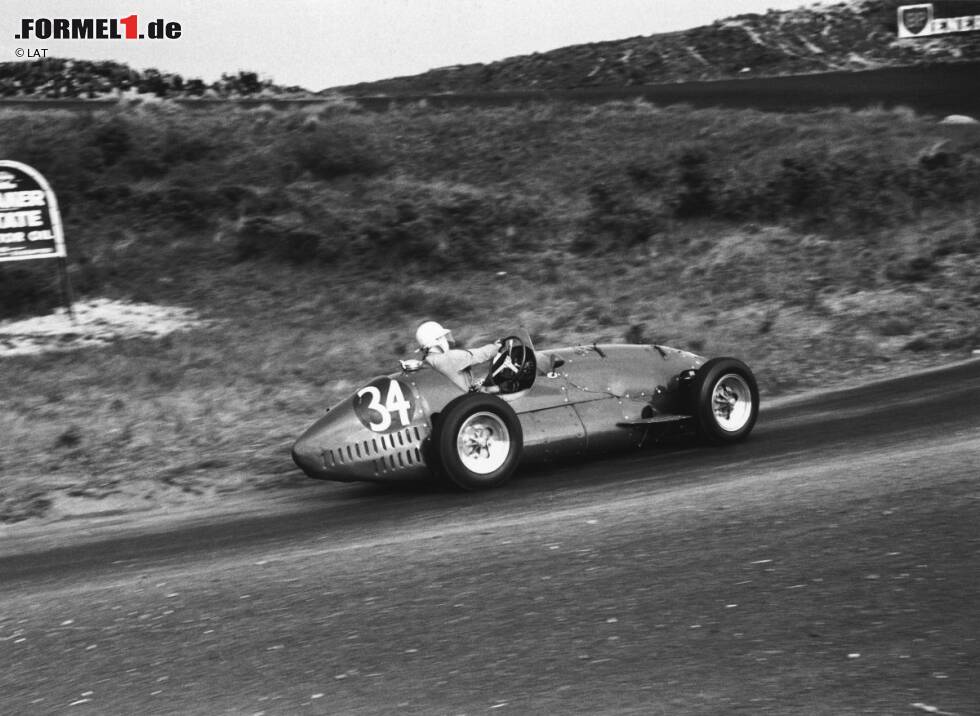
<box><xmin>0</xmin><ymin>58</ymin><xmax>310</xmax><ymax>99</ymax></box>
<box><xmin>1</xmin><ymin>99</ymin><xmax>979</xmax><ymax>522</ymax></box>
<box><xmin>339</xmin><ymin>0</ymin><xmax>980</xmax><ymax>94</ymax></box>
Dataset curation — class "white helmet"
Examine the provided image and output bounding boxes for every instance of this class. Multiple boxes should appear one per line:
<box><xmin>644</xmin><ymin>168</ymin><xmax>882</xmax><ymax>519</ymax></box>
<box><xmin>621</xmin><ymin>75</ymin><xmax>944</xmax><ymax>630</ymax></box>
<box><xmin>416</xmin><ymin>320</ymin><xmax>451</xmax><ymax>354</ymax></box>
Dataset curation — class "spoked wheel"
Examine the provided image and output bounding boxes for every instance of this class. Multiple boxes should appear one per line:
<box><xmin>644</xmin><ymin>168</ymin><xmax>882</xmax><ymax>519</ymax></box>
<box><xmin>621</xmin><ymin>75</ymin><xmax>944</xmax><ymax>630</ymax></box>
<box><xmin>436</xmin><ymin>393</ymin><xmax>523</xmax><ymax>490</ymax></box>
<box><xmin>692</xmin><ymin>357</ymin><xmax>759</xmax><ymax>443</ymax></box>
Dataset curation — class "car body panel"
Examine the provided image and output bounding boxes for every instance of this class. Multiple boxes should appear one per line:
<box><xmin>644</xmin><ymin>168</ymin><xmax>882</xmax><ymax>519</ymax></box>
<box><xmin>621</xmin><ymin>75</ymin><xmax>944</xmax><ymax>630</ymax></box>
<box><xmin>519</xmin><ymin>405</ymin><xmax>587</xmax><ymax>461</ymax></box>
<box><xmin>292</xmin><ymin>343</ymin><xmax>706</xmax><ymax>483</ymax></box>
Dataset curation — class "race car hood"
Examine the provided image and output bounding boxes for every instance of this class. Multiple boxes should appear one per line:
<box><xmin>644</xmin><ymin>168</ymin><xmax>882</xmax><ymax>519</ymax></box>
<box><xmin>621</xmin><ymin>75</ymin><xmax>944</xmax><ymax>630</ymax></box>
<box><xmin>291</xmin><ymin>367</ymin><xmax>464</xmax><ymax>481</ymax></box>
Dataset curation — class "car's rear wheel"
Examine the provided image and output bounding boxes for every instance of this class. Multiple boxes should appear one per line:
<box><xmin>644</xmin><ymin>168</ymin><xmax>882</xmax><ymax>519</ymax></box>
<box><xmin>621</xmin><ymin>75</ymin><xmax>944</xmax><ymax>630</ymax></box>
<box><xmin>436</xmin><ymin>393</ymin><xmax>523</xmax><ymax>490</ymax></box>
<box><xmin>692</xmin><ymin>357</ymin><xmax>759</xmax><ymax>443</ymax></box>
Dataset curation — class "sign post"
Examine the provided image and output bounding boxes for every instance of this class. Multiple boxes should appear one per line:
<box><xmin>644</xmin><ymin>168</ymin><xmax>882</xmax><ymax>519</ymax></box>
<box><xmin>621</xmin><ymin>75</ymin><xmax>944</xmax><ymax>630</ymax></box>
<box><xmin>0</xmin><ymin>160</ymin><xmax>74</xmax><ymax>320</ymax></box>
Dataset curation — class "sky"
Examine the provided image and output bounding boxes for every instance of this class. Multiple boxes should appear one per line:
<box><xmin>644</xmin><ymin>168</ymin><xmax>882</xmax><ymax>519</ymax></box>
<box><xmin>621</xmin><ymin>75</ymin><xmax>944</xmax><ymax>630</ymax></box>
<box><xmin>2</xmin><ymin>0</ymin><xmax>814</xmax><ymax>90</ymax></box>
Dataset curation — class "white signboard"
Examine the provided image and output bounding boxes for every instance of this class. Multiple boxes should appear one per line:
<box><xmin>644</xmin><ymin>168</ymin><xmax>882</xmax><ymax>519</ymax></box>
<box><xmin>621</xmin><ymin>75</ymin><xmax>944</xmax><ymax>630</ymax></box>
<box><xmin>898</xmin><ymin>3</ymin><xmax>980</xmax><ymax>37</ymax></box>
<box><xmin>0</xmin><ymin>160</ymin><xmax>66</xmax><ymax>262</ymax></box>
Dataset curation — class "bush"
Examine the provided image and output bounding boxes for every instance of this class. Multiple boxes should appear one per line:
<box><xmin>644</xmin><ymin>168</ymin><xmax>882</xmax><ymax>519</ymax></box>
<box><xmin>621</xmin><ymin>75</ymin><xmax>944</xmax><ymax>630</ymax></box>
<box><xmin>92</xmin><ymin>117</ymin><xmax>132</xmax><ymax>166</ymax></box>
<box><xmin>885</xmin><ymin>255</ymin><xmax>935</xmax><ymax>282</ymax></box>
<box><xmin>350</xmin><ymin>188</ymin><xmax>539</xmax><ymax>269</ymax></box>
<box><xmin>627</xmin><ymin>137</ymin><xmax>980</xmax><ymax>234</ymax></box>
<box><xmin>625</xmin><ymin>324</ymin><xmax>647</xmax><ymax>344</ymax></box>
<box><xmin>574</xmin><ymin>182</ymin><xmax>663</xmax><ymax>253</ymax></box>
<box><xmin>125</xmin><ymin>184</ymin><xmax>235</xmax><ymax>230</ymax></box>
<box><xmin>233</xmin><ymin>216</ymin><xmax>320</xmax><ymax>264</ymax></box>
<box><xmin>670</xmin><ymin>147</ymin><xmax>715</xmax><ymax>218</ymax></box>
<box><xmin>876</xmin><ymin>316</ymin><xmax>915</xmax><ymax>336</ymax></box>
<box><xmin>910</xmin><ymin>147</ymin><xmax>980</xmax><ymax>206</ymax></box>
<box><xmin>282</xmin><ymin>123</ymin><xmax>388</xmax><ymax>180</ymax></box>
<box><xmin>159</xmin><ymin>125</ymin><xmax>217</xmax><ymax>166</ymax></box>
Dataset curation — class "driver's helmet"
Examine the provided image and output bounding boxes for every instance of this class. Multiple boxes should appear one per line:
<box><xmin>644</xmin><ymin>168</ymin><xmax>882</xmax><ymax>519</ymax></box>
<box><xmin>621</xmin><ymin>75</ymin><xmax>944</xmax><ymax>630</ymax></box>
<box><xmin>416</xmin><ymin>320</ymin><xmax>452</xmax><ymax>354</ymax></box>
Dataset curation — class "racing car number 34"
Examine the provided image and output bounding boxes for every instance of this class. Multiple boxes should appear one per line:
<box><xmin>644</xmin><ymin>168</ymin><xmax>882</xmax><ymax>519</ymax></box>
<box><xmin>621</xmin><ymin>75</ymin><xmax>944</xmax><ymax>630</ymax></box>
<box><xmin>353</xmin><ymin>378</ymin><xmax>417</xmax><ymax>433</ymax></box>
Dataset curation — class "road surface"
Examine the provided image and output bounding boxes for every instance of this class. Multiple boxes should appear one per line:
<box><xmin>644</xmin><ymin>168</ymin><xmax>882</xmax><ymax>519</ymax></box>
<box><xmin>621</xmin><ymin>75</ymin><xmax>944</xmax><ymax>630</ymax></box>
<box><xmin>1</xmin><ymin>361</ymin><xmax>978</xmax><ymax>715</ymax></box>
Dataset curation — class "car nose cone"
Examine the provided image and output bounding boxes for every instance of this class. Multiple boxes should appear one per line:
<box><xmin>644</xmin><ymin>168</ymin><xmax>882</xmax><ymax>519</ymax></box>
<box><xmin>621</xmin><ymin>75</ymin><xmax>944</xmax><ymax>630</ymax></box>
<box><xmin>291</xmin><ymin>406</ymin><xmax>362</xmax><ymax>481</ymax></box>
<box><xmin>291</xmin><ymin>393</ymin><xmax>432</xmax><ymax>482</ymax></box>
<box><xmin>291</xmin><ymin>433</ymin><xmax>322</xmax><ymax>478</ymax></box>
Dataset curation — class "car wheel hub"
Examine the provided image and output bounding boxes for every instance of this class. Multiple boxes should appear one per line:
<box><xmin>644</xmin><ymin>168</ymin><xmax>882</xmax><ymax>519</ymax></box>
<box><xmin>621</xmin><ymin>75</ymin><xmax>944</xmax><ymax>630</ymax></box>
<box><xmin>711</xmin><ymin>373</ymin><xmax>752</xmax><ymax>432</ymax></box>
<box><xmin>456</xmin><ymin>411</ymin><xmax>511</xmax><ymax>474</ymax></box>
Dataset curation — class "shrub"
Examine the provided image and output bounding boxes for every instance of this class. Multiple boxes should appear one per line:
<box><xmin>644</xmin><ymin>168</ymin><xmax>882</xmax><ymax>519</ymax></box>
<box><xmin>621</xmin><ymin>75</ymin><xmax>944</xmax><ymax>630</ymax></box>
<box><xmin>130</xmin><ymin>184</ymin><xmax>233</xmax><ymax>230</ymax></box>
<box><xmin>625</xmin><ymin>160</ymin><xmax>667</xmax><ymax>189</ymax></box>
<box><xmin>282</xmin><ymin>123</ymin><xmax>388</xmax><ymax>180</ymax></box>
<box><xmin>670</xmin><ymin>147</ymin><xmax>715</xmax><ymax>218</ymax></box>
<box><xmin>625</xmin><ymin>324</ymin><xmax>647</xmax><ymax>344</ymax></box>
<box><xmin>348</xmin><ymin>187</ymin><xmax>540</xmax><ymax>269</ymax></box>
<box><xmin>885</xmin><ymin>255</ymin><xmax>935</xmax><ymax>282</ymax></box>
<box><xmin>910</xmin><ymin>147</ymin><xmax>980</xmax><ymax>206</ymax></box>
<box><xmin>159</xmin><ymin>125</ymin><xmax>217</xmax><ymax>166</ymax></box>
<box><xmin>646</xmin><ymin>135</ymin><xmax>980</xmax><ymax>234</ymax></box>
<box><xmin>902</xmin><ymin>335</ymin><xmax>933</xmax><ymax>352</ymax></box>
<box><xmin>55</xmin><ymin>425</ymin><xmax>83</xmax><ymax>449</ymax></box>
<box><xmin>574</xmin><ymin>182</ymin><xmax>663</xmax><ymax>253</ymax></box>
<box><xmin>92</xmin><ymin>117</ymin><xmax>132</xmax><ymax>166</ymax></box>
<box><xmin>773</xmin><ymin>155</ymin><xmax>829</xmax><ymax>216</ymax></box>
<box><xmin>233</xmin><ymin>216</ymin><xmax>320</xmax><ymax>264</ymax></box>
<box><xmin>877</xmin><ymin>316</ymin><xmax>915</xmax><ymax>336</ymax></box>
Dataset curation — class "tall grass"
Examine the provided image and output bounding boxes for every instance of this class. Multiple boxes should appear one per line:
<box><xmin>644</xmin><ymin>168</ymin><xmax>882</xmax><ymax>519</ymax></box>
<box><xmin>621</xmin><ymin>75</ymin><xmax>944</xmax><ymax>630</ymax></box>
<box><xmin>0</xmin><ymin>102</ymin><xmax>977</xmax><ymax>305</ymax></box>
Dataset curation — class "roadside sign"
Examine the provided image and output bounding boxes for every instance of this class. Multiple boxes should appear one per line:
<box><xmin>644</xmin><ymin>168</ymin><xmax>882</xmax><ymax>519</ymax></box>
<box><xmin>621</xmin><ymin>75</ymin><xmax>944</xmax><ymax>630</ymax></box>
<box><xmin>0</xmin><ymin>160</ymin><xmax>66</xmax><ymax>262</ymax></box>
<box><xmin>0</xmin><ymin>160</ymin><xmax>74</xmax><ymax>317</ymax></box>
<box><xmin>898</xmin><ymin>3</ymin><xmax>980</xmax><ymax>37</ymax></box>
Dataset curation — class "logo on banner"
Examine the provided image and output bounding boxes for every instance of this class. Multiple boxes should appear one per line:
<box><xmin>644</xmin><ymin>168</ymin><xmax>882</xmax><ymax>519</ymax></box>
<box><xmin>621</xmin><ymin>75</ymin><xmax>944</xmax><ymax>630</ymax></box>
<box><xmin>900</xmin><ymin>4</ymin><xmax>933</xmax><ymax>35</ymax></box>
<box><xmin>0</xmin><ymin>160</ymin><xmax>65</xmax><ymax>263</ymax></box>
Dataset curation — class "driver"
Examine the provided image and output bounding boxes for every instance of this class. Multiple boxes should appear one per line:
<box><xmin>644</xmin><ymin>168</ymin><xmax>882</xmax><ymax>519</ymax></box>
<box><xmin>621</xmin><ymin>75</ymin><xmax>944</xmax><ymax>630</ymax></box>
<box><xmin>415</xmin><ymin>320</ymin><xmax>501</xmax><ymax>393</ymax></box>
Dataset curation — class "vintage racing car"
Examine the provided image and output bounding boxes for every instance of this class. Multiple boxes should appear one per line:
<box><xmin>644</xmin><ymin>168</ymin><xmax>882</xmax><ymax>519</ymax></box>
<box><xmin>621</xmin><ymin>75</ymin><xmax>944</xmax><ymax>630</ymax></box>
<box><xmin>292</xmin><ymin>332</ymin><xmax>759</xmax><ymax>489</ymax></box>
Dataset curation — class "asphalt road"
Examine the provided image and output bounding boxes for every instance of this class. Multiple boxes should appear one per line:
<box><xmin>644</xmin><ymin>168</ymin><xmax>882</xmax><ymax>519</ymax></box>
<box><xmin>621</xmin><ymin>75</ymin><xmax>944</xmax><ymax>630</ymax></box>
<box><xmin>2</xmin><ymin>360</ymin><xmax>979</xmax><ymax>715</ymax></box>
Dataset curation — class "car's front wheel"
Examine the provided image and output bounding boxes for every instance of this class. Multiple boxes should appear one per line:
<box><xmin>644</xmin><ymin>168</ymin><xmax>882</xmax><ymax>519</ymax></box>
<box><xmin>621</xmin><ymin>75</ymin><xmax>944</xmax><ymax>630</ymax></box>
<box><xmin>692</xmin><ymin>357</ymin><xmax>759</xmax><ymax>443</ymax></box>
<box><xmin>436</xmin><ymin>393</ymin><xmax>523</xmax><ymax>490</ymax></box>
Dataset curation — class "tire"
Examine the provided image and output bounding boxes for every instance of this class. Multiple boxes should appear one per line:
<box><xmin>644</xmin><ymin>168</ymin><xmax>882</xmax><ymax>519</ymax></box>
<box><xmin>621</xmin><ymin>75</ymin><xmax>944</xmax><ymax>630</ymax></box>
<box><xmin>692</xmin><ymin>357</ymin><xmax>759</xmax><ymax>444</ymax></box>
<box><xmin>436</xmin><ymin>393</ymin><xmax>523</xmax><ymax>490</ymax></box>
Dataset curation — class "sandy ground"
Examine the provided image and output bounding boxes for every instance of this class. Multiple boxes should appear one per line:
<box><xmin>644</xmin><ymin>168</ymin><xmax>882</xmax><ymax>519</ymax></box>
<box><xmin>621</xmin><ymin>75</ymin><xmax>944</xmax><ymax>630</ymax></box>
<box><xmin>0</xmin><ymin>298</ymin><xmax>206</xmax><ymax>358</ymax></box>
<box><xmin>0</xmin><ymin>299</ymin><xmax>221</xmax><ymax>530</ymax></box>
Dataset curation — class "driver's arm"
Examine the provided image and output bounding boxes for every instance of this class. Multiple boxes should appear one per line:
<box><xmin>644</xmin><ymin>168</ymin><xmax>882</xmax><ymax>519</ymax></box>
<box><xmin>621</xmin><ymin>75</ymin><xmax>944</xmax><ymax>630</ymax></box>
<box><xmin>464</xmin><ymin>341</ymin><xmax>501</xmax><ymax>366</ymax></box>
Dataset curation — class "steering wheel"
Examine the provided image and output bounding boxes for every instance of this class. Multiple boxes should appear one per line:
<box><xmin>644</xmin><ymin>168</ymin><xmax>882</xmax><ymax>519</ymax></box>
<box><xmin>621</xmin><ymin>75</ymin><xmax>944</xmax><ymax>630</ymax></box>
<box><xmin>486</xmin><ymin>335</ymin><xmax>535</xmax><ymax>393</ymax></box>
